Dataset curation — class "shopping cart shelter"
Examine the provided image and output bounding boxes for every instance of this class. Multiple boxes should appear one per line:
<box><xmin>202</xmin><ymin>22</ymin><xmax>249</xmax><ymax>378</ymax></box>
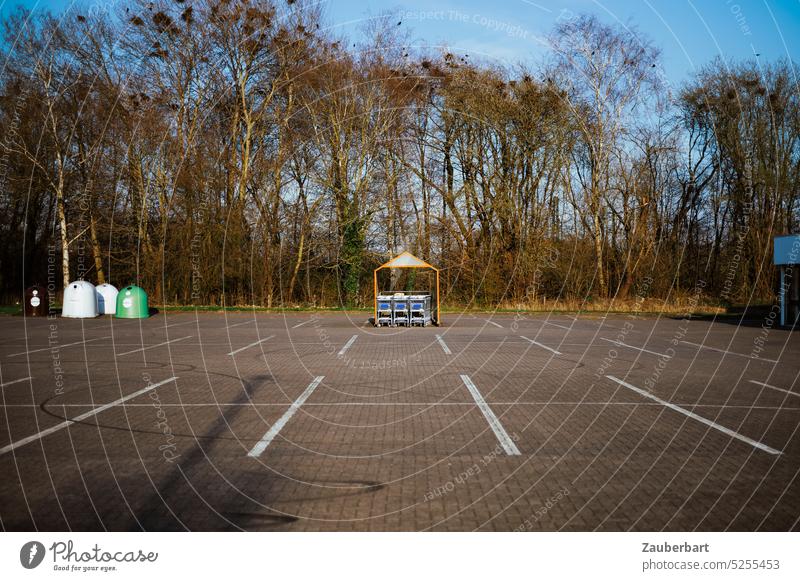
<box><xmin>373</xmin><ymin>252</ymin><xmax>440</xmax><ymax>327</ymax></box>
<box><xmin>1</xmin><ymin>311</ymin><xmax>799</xmax><ymax>531</ymax></box>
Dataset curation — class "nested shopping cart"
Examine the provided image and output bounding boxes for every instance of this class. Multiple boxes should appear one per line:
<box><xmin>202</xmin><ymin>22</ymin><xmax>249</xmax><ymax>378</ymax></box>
<box><xmin>376</xmin><ymin>294</ymin><xmax>394</xmax><ymax>326</ymax></box>
<box><xmin>409</xmin><ymin>294</ymin><xmax>431</xmax><ymax>326</ymax></box>
<box><xmin>393</xmin><ymin>295</ymin><xmax>410</xmax><ymax>326</ymax></box>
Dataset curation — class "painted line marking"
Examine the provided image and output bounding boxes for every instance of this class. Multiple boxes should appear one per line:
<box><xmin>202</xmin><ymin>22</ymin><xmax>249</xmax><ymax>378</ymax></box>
<box><xmin>460</xmin><ymin>374</ymin><xmax>520</xmax><ymax>456</ymax></box>
<box><xmin>680</xmin><ymin>341</ymin><xmax>778</xmax><ymax>363</ymax></box>
<box><xmin>0</xmin><ymin>340</ymin><xmax>615</xmax><ymax>348</ymax></box>
<box><xmin>749</xmin><ymin>380</ymin><xmax>800</xmax><ymax>398</ymax></box>
<box><xmin>227</xmin><ymin>320</ymin><xmax>255</xmax><ymax>328</ymax></box>
<box><xmin>1</xmin><ymin>376</ymin><xmax>32</xmax><ymax>387</ymax></box>
<box><xmin>601</xmin><ymin>338</ymin><xmax>671</xmax><ymax>358</ymax></box>
<box><xmin>227</xmin><ymin>335</ymin><xmax>274</xmax><ymax>356</ymax></box>
<box><xmin>520</xmin><ymin>336</ymin><xmax>562</xmax><ymax>355</ymax></box>
<box><xmin>483</xmin><ymin>319</ymin><xmax>503</xmax><ymax>328</ymax></box>
<box><xmin>8</xmin><ymin>336</ymin><xmax>111</xmax><ymax>358</ymax></box>
<box><xmin>338</xmin><ymin>335</ymin><xmax>358</xmax><ymax>357</ymax></box>
<box><xmin>16</xmin><ymin>402</ymin><xmax>800</xmax><ymax>410</ymax></box>
<box><xmin>292</xmin><ymin>319</ymin><xmax>316</xmax><ymax>329</ymax></box>
<box><xmin>606</xmin><ymin>375</ymin><xmax>781</xmax><ymax>455</ymax></box>
<box><xmin>435</xmin><ymin>335</ymin><xmax>452</xmax><ymax>355</ymax></box>
<box><xmin>116</xmin><ymin>336</ymin><xmax>192</xmax><ymax>356</ymax></box>
<box><xmin>0</xmin><ymin>376</ymin><xmax>178</xmax><ymax>457</ymax></box>
<box><xmin>166</xmin><ymin>320</ymin><xmax>196</xmax><ymax>328</ymax></box>
<box><xmin>543</xmin><ymin>321</ymin><xmax>571</xmax><ymax>330</ymax></box>
<box><xmin>247</xmin><ymin>376</ymin><xmax>325</xmax><ymax>457</ymax></box>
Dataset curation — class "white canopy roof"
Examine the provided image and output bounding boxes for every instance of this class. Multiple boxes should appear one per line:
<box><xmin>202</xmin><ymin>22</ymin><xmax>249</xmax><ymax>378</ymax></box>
<box><xmin>377</xmin><ymin>251</ymin><xmax>437</xmax><ymax>270</ymax></box>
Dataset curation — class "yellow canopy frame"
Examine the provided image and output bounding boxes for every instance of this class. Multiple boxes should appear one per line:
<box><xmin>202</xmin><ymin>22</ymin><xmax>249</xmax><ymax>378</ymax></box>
<box><xmin>373</xmin><ymin>252</ymin><xmax>440</xmax><ymax>326</ymax></box>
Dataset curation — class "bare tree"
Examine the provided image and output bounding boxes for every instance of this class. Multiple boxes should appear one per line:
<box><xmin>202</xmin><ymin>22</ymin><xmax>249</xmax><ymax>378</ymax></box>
<box><xmin>550</xmin><ymin>15</ymin><xmax>662</xmax><ymax>297</ymax></box>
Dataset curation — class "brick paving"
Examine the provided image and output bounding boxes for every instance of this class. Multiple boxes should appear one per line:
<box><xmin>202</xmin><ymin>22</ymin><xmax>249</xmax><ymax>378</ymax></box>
<box><xmin>0</xmin><ymin>311</ymin><xmax>798</xmax><ymax>531</ymax></box>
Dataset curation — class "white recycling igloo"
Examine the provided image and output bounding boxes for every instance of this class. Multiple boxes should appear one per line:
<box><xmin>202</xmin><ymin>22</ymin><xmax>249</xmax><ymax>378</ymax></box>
<box><xmin>95</xmin><ymin>283</ymin><xmax>119</xmax><ymax>315</ymax></box>
<box><xmin>62</xmin><ymin>280</ymin><xmax>98</xmax><ymax>318</ymax></box>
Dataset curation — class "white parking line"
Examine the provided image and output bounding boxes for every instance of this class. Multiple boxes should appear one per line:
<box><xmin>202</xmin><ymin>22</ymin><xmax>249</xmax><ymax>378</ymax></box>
<box><xmin>338</xmin><ymin>335</ymin><xmax>358</xmax><ymax>356</ymax></box>
<box><xmin>460</xmin><ymin>374</ymin><xmax>520</xmax><ymax>456</ymax></box>
<box><xmin>116</xmin><ymin>336</ymin><xmax>192</xmax><ymax>356</ymax></box>
<box><xmin>435</xmin><ymin>335</ymin><xmax>452</xmax><ymax>355</ymax></box>
<box><xmin>22</xmin><ymin>401</ymin><xmax>800</xmax><ymax>410</ymax></box>
<box><xmin>483</xmin><ymin>319</ymin><xmax>503</xmax><ymax>328</ymax></box>
<box><xmin>227</xmin><ymin>320</ymin><xmax>255</xmax><ymax>328</ymax></box>
<box><xmin>520</xmin><ymin>336</ymin><xmax>562</xmax><ymax>355</ymax></box>
<box><xmin>680</xmin><ymin>341</ymin><xmax>778</xmax><ymax>363</ymax></box>
<box><xmin>166</xmin><ymin>320</ymin><xmax>196</xmax><ymax>328</ymax></box>
<box><xmin>749</xmin><ymin>380</ymin><xmax>800</xmax><ymax>398</ymax></box>
<box><xmin>292</xmin><ymin>319</ymin><xmax>316</xmax><ymax>329</ymax></box>
<box><xmin>8</xmin><ymin>336</ymin><xmax>111</xmax><ymax>358</ymax></box>
<box><xmin>0</xmin><ymin>376</ymin><xmax>178</xmax><ymax>457</ymax></box>
<box><xmin>606</xmin><ymin>375</ymin><xmax>781</xmax><ymax>455</ymax></box>
<box><xmin>247</xmin><ymin>376</ymin><xmax>325</xmax><ymax>458</ymax></box>
<box><xmin>601</xmin><ymin>338</ymin><xmax>671</xmax><ymax>358</ymax></box>
<box><xmin>227</xmin><ymin>335</ymin><xmax>274</xmax><ymax>356</ymax></box>
<box><xmin>544</xmin><ymin>321</ymin><xmax>572</xmax><ymax>330</ymax></box>
<box><xmin>0</xmin><ymin>376</ymin><xmax>32</xmax><ymax>387</ymax></box>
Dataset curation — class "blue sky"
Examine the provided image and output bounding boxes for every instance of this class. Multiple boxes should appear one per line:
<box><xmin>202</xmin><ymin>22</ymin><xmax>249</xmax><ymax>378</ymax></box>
<box><xmin>3</xmin><ymin>0</ymin><xmax>799</xmax><ymax>88</ymax></box>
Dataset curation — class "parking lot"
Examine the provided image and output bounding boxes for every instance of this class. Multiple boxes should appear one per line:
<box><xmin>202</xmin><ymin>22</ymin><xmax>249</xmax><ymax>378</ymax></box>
<box><xmin>0</xmin><ymin>311</ymin><xmax>798</xmax><ymax>531</ymax></box>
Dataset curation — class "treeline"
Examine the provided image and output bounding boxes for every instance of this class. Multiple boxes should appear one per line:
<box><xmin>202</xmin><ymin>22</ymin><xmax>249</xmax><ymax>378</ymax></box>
<box><xmin>1</xmin><ymin>0</ymin><xmax>798</xmax><ymax>308</ymax></box>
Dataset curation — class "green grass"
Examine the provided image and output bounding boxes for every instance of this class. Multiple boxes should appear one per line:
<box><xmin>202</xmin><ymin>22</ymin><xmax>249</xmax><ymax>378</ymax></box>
<box><xmin>156</xmin><ymin>304</ymin><xmax>368</xmax><ymax>313</ymax></box>
<box><xmin>0</xmin><ymin>301</ymin><xmax>775</xmax><ymax>319</ymax></box>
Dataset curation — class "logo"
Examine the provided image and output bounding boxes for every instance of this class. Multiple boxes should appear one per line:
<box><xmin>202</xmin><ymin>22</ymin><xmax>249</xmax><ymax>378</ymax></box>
<box><xmin>20</xmin><ymin>541</ymin><xmax>45</xmax><ymax>569</ymax></box>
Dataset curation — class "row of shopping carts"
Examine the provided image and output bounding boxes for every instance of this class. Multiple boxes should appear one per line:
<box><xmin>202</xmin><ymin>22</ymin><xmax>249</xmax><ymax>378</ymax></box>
<box><xmin>376</xmin><ymin>293</ymin><xmax>432</xmax><ymax>327</ymax></box>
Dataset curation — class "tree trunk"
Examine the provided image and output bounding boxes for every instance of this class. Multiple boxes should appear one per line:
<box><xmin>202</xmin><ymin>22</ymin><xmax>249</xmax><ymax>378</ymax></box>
<box><xmin>287</xmin><ymin>226</ymin><xmax>305</xmax><ymax>302</ymax></box>
<box><xmin>90</xmin><ymin>213</ymin><xmax>105</xmax><ymax>285</ymax></box>
<box><xmin>593</xmin><ymin>211</ymin><xmax>607</xmax><ymax>297</ymax></box>
<box><xmin>264</xmin><ymin>242</ymin><xmax>273</xmax><ymax>308</ymax></box>
<box><xmin>56</xmin><ymin>165</ymin><xmax>69</xmax><ymax>289</ymax></box>
<box><xmin>304</xmin><ymin>242</ymin><xmax>312</xmax><ymax>304</ymax></box>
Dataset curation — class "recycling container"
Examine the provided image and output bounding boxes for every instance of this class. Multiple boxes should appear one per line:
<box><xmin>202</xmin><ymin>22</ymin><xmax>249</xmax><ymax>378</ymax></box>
<box><xmin>95</xmin><ymin>283</ymin><xmax>119</xmax><ymax>315</ymax></box>
<box><xmin>62</xmin><ymin>280</ymin><xmax>98</xmax><ymax>318</ymax></box>
<box><xmin>115</xmin><ymin>285</ymin><xmax>149</xmax><ymax>318</ymax></box>
<box><xmin>24</xmin><ymin>285</ymin><xmax>49</xmax><ymax>317</ymax></box>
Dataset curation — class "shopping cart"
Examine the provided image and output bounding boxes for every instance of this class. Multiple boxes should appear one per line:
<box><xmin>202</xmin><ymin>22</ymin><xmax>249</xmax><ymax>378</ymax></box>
<box><xmin>377</xmin><ymin>294</ymin><xmax>394</xmax><ymax>326</ymax></box>
<box><xmin>393</xmin><ymin>294</ymin><xmax>409</xmax><ymax>326</ymax></box>
<box><xmin>409</xmin><ymin>294</ymin><xmax>431</xmax><ymax>326</ymax></box>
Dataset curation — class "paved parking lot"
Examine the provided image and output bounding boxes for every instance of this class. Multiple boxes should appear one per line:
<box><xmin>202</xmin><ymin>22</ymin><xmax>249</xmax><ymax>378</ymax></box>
<box><xmin>0</xmin><ymin>311</ymin><xmax>798</xmax><ymax>531</ymax></box>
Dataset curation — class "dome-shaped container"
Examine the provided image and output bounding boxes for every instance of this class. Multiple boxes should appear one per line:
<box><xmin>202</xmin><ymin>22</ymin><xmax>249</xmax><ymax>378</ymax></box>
<box><xmin>95</xmin><ymin>283</ymin><xmax>119</xmax><ymax>315</ymax></box>
<box><xmin>62</xmin><ymin>280</ymin><xmax>98</xmax><ymax>318</ymax></box>
<box><xmin>24</xmin><ymin>285</ymin><xmax>49</xmax><ymax>317</ymax></box>
<box><xmin>115</xmin><ymin>285</ymin><xmax>149</xmax><ymax>318</ymax></box>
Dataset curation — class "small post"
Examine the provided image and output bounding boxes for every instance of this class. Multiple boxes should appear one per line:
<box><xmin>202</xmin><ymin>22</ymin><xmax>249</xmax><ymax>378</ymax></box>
<box><xmin>373</xmin><ymin>268</ymin><xmax>379</xmax><ymax>327</ymax></box>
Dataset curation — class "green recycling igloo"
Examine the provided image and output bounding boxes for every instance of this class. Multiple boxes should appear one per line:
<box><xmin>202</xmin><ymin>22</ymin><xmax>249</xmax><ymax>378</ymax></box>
<box><xmin>115</xmin><ymin>285</ymin><xmax>149</xmax><ymax>318</ymax></box>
